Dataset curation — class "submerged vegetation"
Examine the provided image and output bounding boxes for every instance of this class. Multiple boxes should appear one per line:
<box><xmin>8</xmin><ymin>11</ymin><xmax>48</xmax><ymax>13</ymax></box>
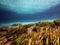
<box><xmin>0</xmin><ymin>19</ymin><xmax>60</xmax><ymax>45</ymax></box>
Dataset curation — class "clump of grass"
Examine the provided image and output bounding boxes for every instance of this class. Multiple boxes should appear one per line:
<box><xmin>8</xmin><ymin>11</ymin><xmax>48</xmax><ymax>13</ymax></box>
<box><xmin>13</xmin><ymin>39</ymin><xmax>21</xmax><ymax>45</ymax></box>
<box><xmin>0</xmin><ymin>19</ymin><xmax>60</xmax><ymax>45</ymax></box>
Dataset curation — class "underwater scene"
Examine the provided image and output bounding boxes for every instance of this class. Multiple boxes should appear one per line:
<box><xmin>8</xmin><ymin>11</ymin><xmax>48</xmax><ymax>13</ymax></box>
<box><xmin>0</xmin><ymin>0</ymin><xmax>60</xmax><ymax>45</ymax></box>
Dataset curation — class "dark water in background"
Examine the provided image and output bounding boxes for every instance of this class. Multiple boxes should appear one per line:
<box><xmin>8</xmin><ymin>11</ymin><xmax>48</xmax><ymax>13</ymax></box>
<box><xmin>0</xmin><ymin>4</ymin><xmax>60</xmax><ymax>26</ymax></box>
